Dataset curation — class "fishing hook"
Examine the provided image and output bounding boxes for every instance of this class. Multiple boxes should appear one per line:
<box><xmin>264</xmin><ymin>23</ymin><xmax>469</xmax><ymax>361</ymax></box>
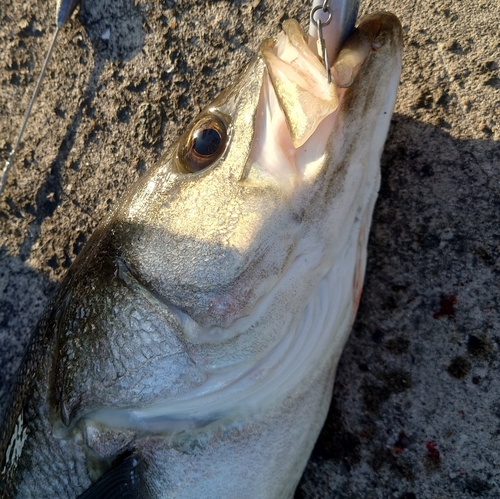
<box><xmin>310</xmin><ymin>0</ymin><xmax>332</xmax><ymax>83</ymax></box>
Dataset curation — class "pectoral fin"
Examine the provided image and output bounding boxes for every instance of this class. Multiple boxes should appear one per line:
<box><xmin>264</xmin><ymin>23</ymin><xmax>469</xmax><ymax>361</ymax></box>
<box><xmin>77</xmin><ymin>451</ymin><xmax>152</xmax><ymax>499</ymax></box>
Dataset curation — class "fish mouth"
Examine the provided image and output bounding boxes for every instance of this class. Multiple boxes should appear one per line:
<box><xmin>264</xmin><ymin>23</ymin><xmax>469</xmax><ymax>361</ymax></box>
<box><xmin>257</xmin><ymin>13</ymin><xmax>401</xmax><ymax>151</ymax></box>
<box><xmin>259</xmin><ymin>19</ymin><xmax>340</xmax><ymax>149</ymax></box>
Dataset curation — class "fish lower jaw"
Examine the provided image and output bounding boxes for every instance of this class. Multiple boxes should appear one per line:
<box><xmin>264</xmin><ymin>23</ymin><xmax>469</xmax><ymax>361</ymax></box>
<box><xmin>78</xmin><ymin>216</ymin><xmax>364</xmax><ymax>436</ymax></box>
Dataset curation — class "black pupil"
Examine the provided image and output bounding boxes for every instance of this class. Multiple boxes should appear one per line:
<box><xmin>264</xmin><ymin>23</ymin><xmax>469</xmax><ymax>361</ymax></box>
<box><xmin>192</xmin><ymin>128</ymin><xmax>222</xmax><ymax>156</ymax></box>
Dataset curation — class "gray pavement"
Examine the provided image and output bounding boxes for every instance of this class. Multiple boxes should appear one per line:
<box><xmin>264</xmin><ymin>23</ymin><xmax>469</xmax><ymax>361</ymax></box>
<box><xmin>1</xmin><ymin>0</ymin><xmax>499</xmax><ymax>497</ymax></box>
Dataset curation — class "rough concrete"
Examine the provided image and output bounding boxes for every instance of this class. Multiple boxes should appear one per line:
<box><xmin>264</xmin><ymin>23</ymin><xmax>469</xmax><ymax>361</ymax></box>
<box><xmin>0</xmin><ymin>0</ymin><xmax>499</xmax><ymax>497</ymax></box>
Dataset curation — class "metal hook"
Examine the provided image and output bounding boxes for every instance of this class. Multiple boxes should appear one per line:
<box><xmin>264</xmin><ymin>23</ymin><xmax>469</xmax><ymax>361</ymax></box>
<box><xmin>310</xmin><ymin>1</ymin><xmax>332</xmax><ymax>83</ymax></box>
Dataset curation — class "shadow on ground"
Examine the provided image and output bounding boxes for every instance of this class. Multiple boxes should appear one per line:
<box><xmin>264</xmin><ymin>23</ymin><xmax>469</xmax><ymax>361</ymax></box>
<box><xmin>297</xmin><ymin>115</ymin><xmax>500</xmax><ymax>498</ymax></box>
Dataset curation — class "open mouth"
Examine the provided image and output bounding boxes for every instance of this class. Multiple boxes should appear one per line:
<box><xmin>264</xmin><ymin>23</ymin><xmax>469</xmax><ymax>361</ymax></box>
<box><xmin>259</xmin><ymin>14</ymin><xmax>391</xmax><ymax>148</ymax></box>
<box><xmin>245</xmin><ymin>12</ymin><xmax>402</xmax><ymax>184</ymax></box>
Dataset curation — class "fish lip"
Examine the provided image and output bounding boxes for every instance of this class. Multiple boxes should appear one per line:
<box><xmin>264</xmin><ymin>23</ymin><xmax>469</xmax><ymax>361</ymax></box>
<box><xmin>257</xmin><ymin>12</ymin><xmax>399</xmax><ymax>151</ymax></box>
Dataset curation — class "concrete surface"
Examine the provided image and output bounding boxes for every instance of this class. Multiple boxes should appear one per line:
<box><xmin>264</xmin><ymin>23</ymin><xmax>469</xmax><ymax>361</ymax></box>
<box><xmin>0</xmin><ymin>0</ymin><xmax>499</xmax><ymax>497</ymax></box>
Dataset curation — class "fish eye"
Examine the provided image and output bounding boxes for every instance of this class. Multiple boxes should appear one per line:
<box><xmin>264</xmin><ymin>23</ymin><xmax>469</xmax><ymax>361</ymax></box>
<box><xmin>178</xmin><ymin>115</ymin><xmax>228</xmax><ymax>173</ymax></box>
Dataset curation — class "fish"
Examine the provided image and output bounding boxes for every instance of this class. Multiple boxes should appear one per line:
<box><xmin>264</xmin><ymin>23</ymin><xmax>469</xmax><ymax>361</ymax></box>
<box><xmin>0</xmin><ymin>4</ymin><xmax>402</xmax><ymax>498</ymax></box>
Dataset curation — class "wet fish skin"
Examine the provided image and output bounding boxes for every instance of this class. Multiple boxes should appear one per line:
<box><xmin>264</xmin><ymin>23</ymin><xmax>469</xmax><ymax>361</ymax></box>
<box><xmin>0</xmin><ymin>10</ymin><xmax>403</xmax><ymax>499</ymax></box>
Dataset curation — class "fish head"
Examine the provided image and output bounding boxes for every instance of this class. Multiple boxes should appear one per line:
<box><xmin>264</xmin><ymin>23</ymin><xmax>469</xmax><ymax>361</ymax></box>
<box><xmin>110</xmin><ymin>12</ymin><xmax>402</xmax><ymax>344</ymax></box>
<box><xmin>55</xmin><ymin>13</ymin><xmax>403</xmax><ymax>431</ymax></box>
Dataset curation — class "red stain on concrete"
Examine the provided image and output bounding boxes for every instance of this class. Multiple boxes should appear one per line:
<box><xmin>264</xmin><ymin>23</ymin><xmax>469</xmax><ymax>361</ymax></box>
<box><xmin>426</xmin><ymin>441</ymin><xmax>440</xmax><ymax>459</ymax></box>
<box><xmin>433</xmin><ymin>294</ymin><xmax>458</xmax><ymax>319</ymax></box>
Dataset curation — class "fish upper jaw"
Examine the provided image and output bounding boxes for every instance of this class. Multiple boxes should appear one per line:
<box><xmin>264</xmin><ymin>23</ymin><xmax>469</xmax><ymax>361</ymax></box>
<box><xmin>260</xmin><ymin>19</ymin><xmax>340</xmax><ymax>149</ymax></box>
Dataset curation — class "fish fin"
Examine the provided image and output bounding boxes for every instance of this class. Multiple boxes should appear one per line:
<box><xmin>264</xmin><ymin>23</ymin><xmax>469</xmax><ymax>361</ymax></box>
<box><xmin>77</xmin><ymin>451</ymin><xmax>151</xmax><ymax>499</ymax></box>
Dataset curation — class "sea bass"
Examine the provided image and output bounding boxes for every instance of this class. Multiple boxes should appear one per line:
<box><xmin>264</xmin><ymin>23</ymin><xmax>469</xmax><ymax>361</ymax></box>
<box><xmin>0</xmin><ymin>5</ymin><xmax>402</xmax><ymax>499</ymax></box>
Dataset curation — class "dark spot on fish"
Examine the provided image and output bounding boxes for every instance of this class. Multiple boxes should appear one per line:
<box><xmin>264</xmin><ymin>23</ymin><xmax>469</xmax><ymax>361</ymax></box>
<box><xmin>398</xmin><ymin>493</ymin><xmax>417</xmax><ymax>499</ymax></box>
<box><xmin>447</xmin><ymin>356</ymin><xmax>471</xmax><ymax>379</ymax></box>
<box><xmin>291</xmin><ymin>209</ymin><xmax>305</xmax><ymax>224</ymax></box>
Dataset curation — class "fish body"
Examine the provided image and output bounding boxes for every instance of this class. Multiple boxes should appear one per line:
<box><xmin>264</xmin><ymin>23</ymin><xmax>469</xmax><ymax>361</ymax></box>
<box><xmin>0</xmin><ymin>7</ymin><xmax>402</xmax><ymax>499</ymax></box>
